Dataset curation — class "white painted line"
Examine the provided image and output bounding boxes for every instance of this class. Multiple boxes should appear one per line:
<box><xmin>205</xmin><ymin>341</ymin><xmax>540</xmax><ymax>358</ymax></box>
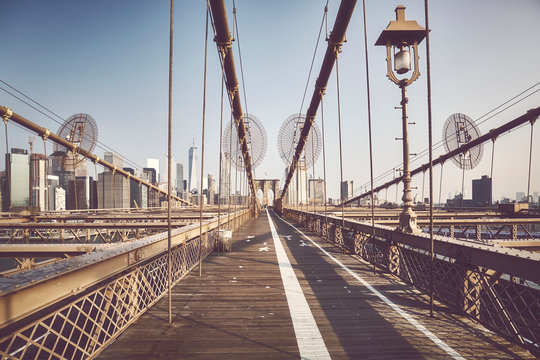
<box><xmin>278</xmin><ymin>213</ymin><xmax>465</xmax><ymax>360</ymax></box>
<box><xmin>266</xmin><ymin>210</ymin><xmax>331</xmax><ymax>360</ymax></box>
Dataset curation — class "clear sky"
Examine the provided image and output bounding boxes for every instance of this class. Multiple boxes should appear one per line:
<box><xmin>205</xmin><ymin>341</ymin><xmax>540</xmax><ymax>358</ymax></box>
<box><xmin>1</xmin><ymin>0</ymin><xmax>539</xmax><ymax>202</ymax></box>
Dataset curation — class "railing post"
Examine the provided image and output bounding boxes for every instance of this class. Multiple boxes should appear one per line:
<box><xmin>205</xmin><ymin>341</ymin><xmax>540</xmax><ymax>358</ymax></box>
<box><xmin>460</xmin><ymin>266</ymin><xmax>481</xmax><ymax>319</ymax></box>
<box><xmin>388</xmin><ymin>243</ymin><xmax>400</xmax><ymax>275</ymax></box>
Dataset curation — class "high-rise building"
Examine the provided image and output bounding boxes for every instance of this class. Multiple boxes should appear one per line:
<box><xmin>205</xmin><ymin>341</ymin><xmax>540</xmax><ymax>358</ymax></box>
<box><xmin>142</xmin><ymin>168</ymin><xmax>157</xmax><ymax>183</ymax></box>
<box><xmin>341</xmin><ymin>180</ymin><xmax>354</xmax><ymax>201</ymax></box>
<box><xmin>30</xmin><ymin>153</ymin><xmax>47</xmax><ymax>210</ymax></box>
<box><xmin>164</xmin><ymin>154</ymin><xmax>176</xmax><ymax>192</ymax></box>
<box><xmin>124</xmin><ymin>167</ymin><xmax>142</xmax><ymax>208</ymax></box>
<box><xmin>188</xmin><ymin>143</ymin><xmax>199</xmax><ymax>193</ymax></box>
<box><xmin>54</xmin><ymin>187</ymin><xmax>66</xmax><ymax>211</ymax></box>
<box><xmin>104</xmin><ymin>152</ymin><xmax>123</xmax><ymax>170</ymax></box>
<box><xmin>5</xmin><ymin>148</ymin><xmax>30</xmax><ymax>209</ymax></box>
<box><xmin>516</xmin><ymin>192</ymin><xmax>526</xmax><ymax>202</ymax></box>
<box><xmin>219</xmin><ymin>151</ymin><xmax>230</xmax><ymax>203</ymax></box>
<box><xmin>207</xmin><ymin>174</ymin><xmax>215</xmax><ymax>205</ymax></box>
<box><xmin>67</xmin><ymin>176</ymin><xmax>91</xmax><ymax>210</ymax></box>
<box><xmin>308</xmin><ymin>177</ymin><xmax>325</xmax><ymax>204</ymax></box>
<box><xmin>176</xmin><ymin>163</ymin><xmax>184</xmax><ymax>197</ymax></box>
<box><xmin>0</xmin><ymin>171</ymin><xmax>7</xmax><ymax>211</ymax></box>
<box><xmin>97</xmin><ymin>171</ymin><xmax>130</xmax><ymax>209</ymax></box>
<box><xmin>472</xmin><ymin>175</ymin><xmax>492</xmax><ymax>207</ymax></box>
<box><xmin>285</xmin><ymin>160</ymin><xmax>308</xmax><ymax>205</ymax></box>
<box><xmin>146</xmin><ymin>158</ymin><xmax>159</xmax><ymax>182</ymax></box>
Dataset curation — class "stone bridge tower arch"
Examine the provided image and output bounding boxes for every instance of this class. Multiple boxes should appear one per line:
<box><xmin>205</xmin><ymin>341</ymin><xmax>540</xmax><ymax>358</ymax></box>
<box><xmin>254</xmin><ymin>179</ymin><xmax>279</xmax><ymax>206</ymax></box>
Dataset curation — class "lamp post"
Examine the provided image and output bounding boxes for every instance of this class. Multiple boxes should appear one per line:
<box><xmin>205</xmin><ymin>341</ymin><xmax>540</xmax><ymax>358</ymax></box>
<box><xmin>376</xmin><ymin>5</ymin><xmax>426</xmax><ymax>235</ymax></box>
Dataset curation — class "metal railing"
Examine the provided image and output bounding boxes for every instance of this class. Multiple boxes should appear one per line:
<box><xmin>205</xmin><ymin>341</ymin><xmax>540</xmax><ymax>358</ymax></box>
<box><xmin>0</xmin><ymin>209</ymin><xmax>252</xmax><ymax>359</ymax></box>
<box><xmin>283</xmin><ymin>208</ymin><xmax>540</xmax><ymax>356</ymax></box>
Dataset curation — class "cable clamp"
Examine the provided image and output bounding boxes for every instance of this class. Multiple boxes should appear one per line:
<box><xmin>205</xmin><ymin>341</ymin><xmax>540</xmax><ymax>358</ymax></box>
<box><xmin>94</xmin><ymin>156</ymin><xmax>100</xmax><ymax>165</ymax></box>
<box><xmin>2</xmin><ymin>107</ymin><xmax>13</xmax><ymax>125</ymax></box>
<box><xmin>112</xmin><ymin>166</ymin><xmax>117</xmax><ymax>175</ymax></box>
<box><xmin>42</xmin><ymin>128</ymin><xmax>50</xmax><ymax>142</ymax></box>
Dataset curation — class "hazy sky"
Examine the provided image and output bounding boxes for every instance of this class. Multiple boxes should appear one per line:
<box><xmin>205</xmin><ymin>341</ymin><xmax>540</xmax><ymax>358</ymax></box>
<box><xmin>1</xmin><ymin>0</ymin><xmax>539</xmax><ymax>202</ymax></box>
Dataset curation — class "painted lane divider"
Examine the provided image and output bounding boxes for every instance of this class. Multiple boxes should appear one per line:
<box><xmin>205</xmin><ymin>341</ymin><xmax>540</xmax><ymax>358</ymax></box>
<box><xmin>266</xmin><ymin>209</ymin><xmax>331</xmax><ymax>360</ymax></box>
<box><xmin>277</xmin><ymin>213</ymin><xmax>465</xmax><ymax>360</ymax></box>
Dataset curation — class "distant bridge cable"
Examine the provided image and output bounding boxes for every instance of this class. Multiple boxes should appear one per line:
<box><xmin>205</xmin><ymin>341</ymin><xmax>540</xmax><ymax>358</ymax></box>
<box><xmin>0</xmin><ymin>80</ymin><xmax>145</xmax><ymax>172</ymax></box>
<box><xmin>360</xmin><ymin>0</ymin><xmax>377</xmax><ymax>262</ymax></box>
<box><xmin>208</xmin><ymin>0</ymin><xmax>257</xmax><ymax>198</ymax></box>
<box><xmin>278</xmin><ymin>0</ymin><xmax>357</xmax><ymax>202</ymax></box>
<box><xmin>342</xmin><ymin>106</ymin><xmax>540</xmax><ymax>206</ymax></box>
<box><xmin>298</xmin><ymin>1</ymin><xmax>329</xmax><ymax>117</ymax></box>
<box><xmin>353</xmin><ymin>82</ymin><xmax>540</xmax><ymax>195</ymax></box>
<box><xmin>232</xmin><ymin>0</ymin><xmax>255</xmax><ymax>179</ymax></box>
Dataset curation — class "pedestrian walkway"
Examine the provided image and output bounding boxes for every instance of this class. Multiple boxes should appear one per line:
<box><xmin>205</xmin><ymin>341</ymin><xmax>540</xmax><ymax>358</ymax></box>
<box><xmin>98</xmin><ymin>210</ymin><xmax>533</xmax><ymax>359</ymax></box>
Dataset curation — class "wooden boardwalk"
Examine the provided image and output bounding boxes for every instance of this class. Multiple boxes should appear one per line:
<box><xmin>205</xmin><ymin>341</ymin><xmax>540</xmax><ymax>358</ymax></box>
<box><xmin>99</xmin><ymin>210</ymin><xmax>533</xmax><ymax>359</ymax></box>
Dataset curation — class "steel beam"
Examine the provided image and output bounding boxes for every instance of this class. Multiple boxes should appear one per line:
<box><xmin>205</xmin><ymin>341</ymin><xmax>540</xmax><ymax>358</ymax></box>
<box><xmin>0</xmin><ymin>209</ymin><xmax>250</xmax><ymax>328</ymax></box>
<box><xmin>209</xmin><ymin>0</ymin><xmax>256</xmax><ymax>197</ymax></box>
<box><xmin>0</xmin><ymin>222</ymin><xmax>193</xmax><ymax>229</ymax></box>
<box><xmin>0</xmin><ymin>244</ymin><xmax>108</xmax><ymax>257</ymax></box>
<box><xmin>342</xmin><ymin>106</ymin><xmax>540</xmax><ymax>205</ymax></box>
<box><xmin>0</xmin><ymin>106</ymin><xmax>193</xmax><ymax>206</ymax></box>
<box><xmin>280</xmin><ymin>0</ymin><xmax>357</xmax><ymax>200</ymax></box>
<box><xmin>293</xmin><ymin>210</ymin><xmax>540</xmax><ymax>281</ymax></box>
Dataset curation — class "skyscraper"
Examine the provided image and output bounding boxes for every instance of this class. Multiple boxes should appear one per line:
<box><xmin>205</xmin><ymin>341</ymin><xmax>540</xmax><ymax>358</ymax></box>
<box><xmin>308</xmin><ymin>177</ymin><xmax>325</xmax><ymax>204</ymax></box>
<box><xmin>188</xmin><ymin>143</ymin><xmax>199</xmax><ymax>193</ymax></box>
<box><xmin>30</xmin><ymin>153</ymin><xmax>47</xmax><ymax>210</ymax></box>
<box><xmin>341</xmin><ymin>180</ymin><xmax>354</xmax><ymax>201</ymax></box>
<box><xmin>207</xmin><ymin>174</ymin><xmax>215</xmax><ymax>204</ymax></box>
<box><xmin>176</xmin><ymin>163</ymin><xmax>184</xmax><ymax>197</ymax></box>
<box><xmin>104</xmin><ymin>152</ymin><xmax>123</xmax><ymax>169</ymax></box>
<box><xmin>219</xmin><ymin>151</ymin><xmax>230</xmax><ymax>203</ymax></box>
<box><xmin>146</xmin><ymin>158</ymin><xmax>159</xmax><ymax>183</ymax></box>
<box><xmin>472</xmin><ymin>175</ymin><xmax>492</xmax><ymax>207</ymax></box>
<box><xmin>164</xmin><ymin>154</ymin><xmax>176</xmax><ymax>193</ymax></box>
<box><xmin>5</xmin><ymin>148</ymin><xmax>30</xmax><ymax>209</ymax></box>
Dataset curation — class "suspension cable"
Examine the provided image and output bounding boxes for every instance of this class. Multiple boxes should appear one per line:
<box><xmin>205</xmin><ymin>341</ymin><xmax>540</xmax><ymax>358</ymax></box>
<box><xmin>527</xmin><ymin>118</ymin><xmax>536</xmax><ymax>201</ymax></box>
<box><xmin>336</xmin><ymin>54</ymin><xmax>345</xmax><ymax>227</ymax></box>
<box><xmin>320</xmin><ymin>92</ymin><xmax>328</xmax><ymax>233</ymax></box>
<box><xmin>424</xmin><ymin>0</ymin><xmax>436</xmax><ymax>317</ymax></box>
<box><xmin>0</xmin><ymin>82</ymin><xmax>146</xmax><ymax>172</ymax></box>
<box><xmin>361</xmin><ymin>0</ymin><xmax>376</xmax><ymax>243</ymax></box>
<box><xmin>217</xmin><ymin>60</ymin><xmax>225</xmax><ymax>256</ymax></box>
<box><xmin>438</xmin><ymin>162</ymin><xmax>444</xmax><ymax>205</ymax></box>
<box><xmin>42</xmin><ymin>137</ymin><xmax>49</xmax><ymax>211</ymax></box>
<box><xmin>227</xmin><ymin>112</ymin><xmax>232</xmax><ymax>225</ymax></box>
<box><xmin>166</xmin><ymin>0</ymin><xmax>174</xmax><ymax>324</ymax></box>
<box><xmin>199</xmin><ymin>0</ymin><xmax>210</xmax><ymax>278</ymax></box>
<box><xmin>353</xmin><ymin>83</ymin><xmax>540</xmax><ymax>194</ymax></box>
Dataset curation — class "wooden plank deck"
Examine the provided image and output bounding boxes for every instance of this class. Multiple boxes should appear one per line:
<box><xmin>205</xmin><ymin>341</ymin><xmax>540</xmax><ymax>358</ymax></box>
<box><xmin>98</xmin><ymin>210</ymin><xmax>534</xmax><ymax>359</ymax></box>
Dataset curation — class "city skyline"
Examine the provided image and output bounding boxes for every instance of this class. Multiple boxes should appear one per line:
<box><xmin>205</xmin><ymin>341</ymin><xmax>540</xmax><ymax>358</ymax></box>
<box><xmin>1</xmin><ymin>1</ymin><xmax>539</xmax><ymax>202</ymax></box>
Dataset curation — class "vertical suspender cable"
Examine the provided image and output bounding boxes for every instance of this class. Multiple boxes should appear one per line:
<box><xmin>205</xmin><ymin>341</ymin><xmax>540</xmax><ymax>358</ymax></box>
<box><xmin>43</xmin><ymin>138</ymin><xmax>48</xmax><ymax>211</ymax></box>
<box><xmin>421</xmin><ymin>170</ymin><xmax>425</xmax><ymax>202</ymax></box>
<box><xmin>526</xmin><ymin>120</ymin><xmax>535</xmax><ymax>202</ymax></box>
<box><xmin>424</xmin><ymin>0</ymin><xmax>435</xmax><ymax>317</ymax></box>
<box><xmin>199</xmin><ymin>0</ymin><xmax>210</xmax><ymax>277</ymax></box>
<box><xmin>336</xmin><ymin>56</ymin><xmax>345</xmax><ymax>228</ymax></box>
<box><xmin>321</xmin><ymin>95</ymin><xmax>328</xmax><ymax>230</ymax></box>
<box><xmin>311</xmin><ymin>125</ymin><xmax>316</xmax><ymax>213</ymax></box>
<box><xmin>438</xmin><ymin>162</ymin><xmax>444</xmax><ymax>206</ymax></box>
<box><xmin>490</xmin><ymin>139</ymin><xmax>495</xmax><ymax>180</ymax></box>
<box><xmin>227</xmin><ymin>112</ymin><xmax>232</xmax><ymax>225</ymax></box>
<box><xmin>166</xmin><ymin>0</ymin><xmax>174</xmax><ymax>324</ymax></box>
<box><xmin>217</xmin><ymin>70</ymin><xmax>225</xmax><ymax>256</ymax></box>
<box><xmin>361</xmin><ymin>0</ymin><xmax>376</xmax><ymax>247</ymax></box>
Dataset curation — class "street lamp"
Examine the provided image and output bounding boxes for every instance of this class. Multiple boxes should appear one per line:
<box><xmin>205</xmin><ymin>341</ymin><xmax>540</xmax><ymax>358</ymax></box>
<box><xmin>376</xmin><ymin>5</ymin><xmax>426</xmax><ymax>235</ymax></box>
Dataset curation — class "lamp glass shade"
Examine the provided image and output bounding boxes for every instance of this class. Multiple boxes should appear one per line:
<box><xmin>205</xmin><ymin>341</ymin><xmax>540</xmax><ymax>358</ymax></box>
<box><xmin>394</xmin><ymin>47</ymin><xmax>411</xmax><ymax>75</ymax></box>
